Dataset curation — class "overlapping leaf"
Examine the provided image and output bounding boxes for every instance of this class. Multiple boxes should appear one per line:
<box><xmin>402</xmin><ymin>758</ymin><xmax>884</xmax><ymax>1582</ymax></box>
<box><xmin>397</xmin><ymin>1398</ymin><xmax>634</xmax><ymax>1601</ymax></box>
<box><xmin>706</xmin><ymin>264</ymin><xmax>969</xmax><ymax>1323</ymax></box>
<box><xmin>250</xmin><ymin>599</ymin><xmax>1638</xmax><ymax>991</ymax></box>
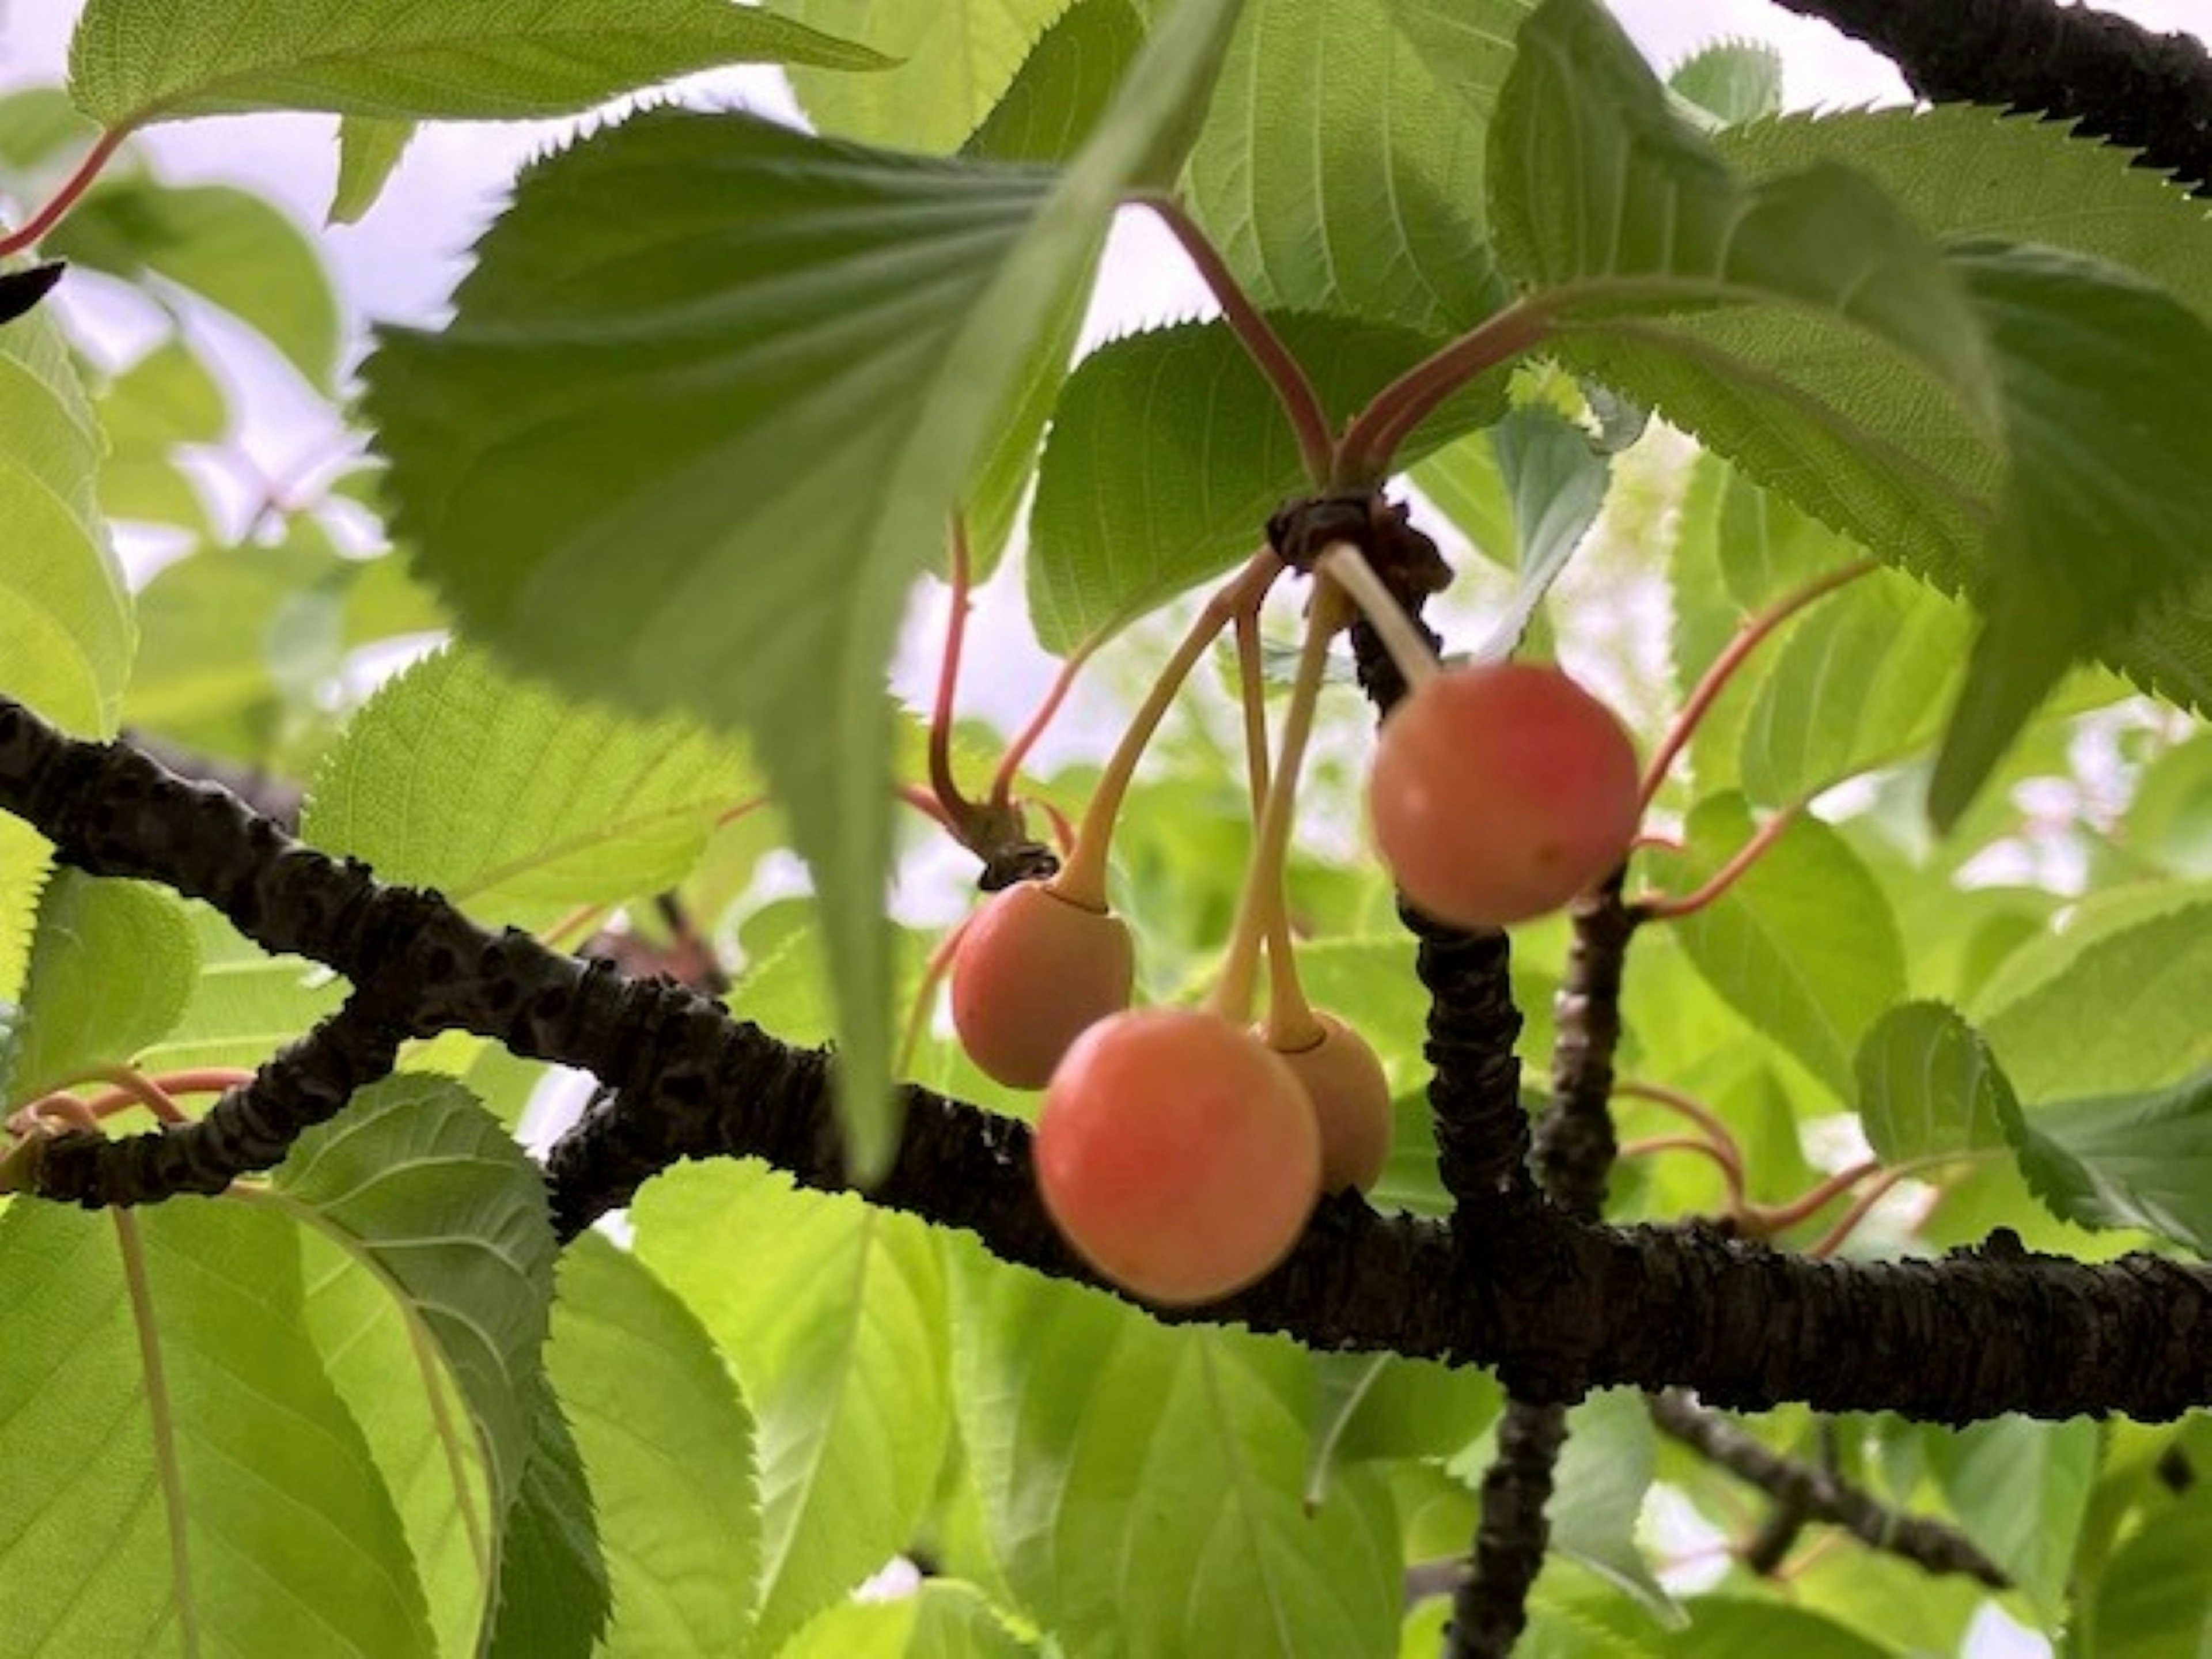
<box><xmin>550</xmin><ymin>1234</ymin><xmax>762</xmax><ymax>1658</ymax></box>
<box><xmin>9</xmin><ymin>868</ymin><xmax>199</xmax><ymax>1097</ymax></box>
<box><xmin>632</xmin><ymin>1162</ymin><xmax>950</xmax><ymax>1652</ymax></box>
<box><xmin>0</xmin><ymin>1198</ymin><xmax>433</xmax><ymax>1656</ymax></box>
<box><xmin>952</xmin><ymin>1257</ymin><xmax>1400</xmax><ymax>1657</ymax></box>
<box><xmin>67</xmin><ymin>0</ymin><xmax>885</xmax><ymax>127</ymax></box>
<box><xmin>782</xmin><ymin>1581</ymin><xmax>1035</xmax><ymax>1658</ymax></box>
<box><xmin>2005</xmin><ymin>1070</ymin><xmax>2212</xmax><ymax>1255</ymax></box>
<box><xmin>304</xmin><ymin>643</ymin><xmax>752</xmax><ymax>931</ymax></box>
<box><xmin>368</xmin><ymin>0</ymin><xmax>1244</xmax><ymax>1172</ymax></box>
<box><xmin>483</xmin><ymin>1380</ymin><xmax>609</xmax><ymax>1659</ymax></box>
<box><xmin>1927</xmin><ymin>1416</ymin><xmax>2097</xmax><ymax>1618</ymax></box>
<box><xmin>1853</xmin><ymin>1001</ymin><xmax>2013</xmax><ymax>1165</ymax></box>
<box><xmin>786</xmin><ymin>0</ymin><xmax>1065</xmax><ymax>151</ymax></box>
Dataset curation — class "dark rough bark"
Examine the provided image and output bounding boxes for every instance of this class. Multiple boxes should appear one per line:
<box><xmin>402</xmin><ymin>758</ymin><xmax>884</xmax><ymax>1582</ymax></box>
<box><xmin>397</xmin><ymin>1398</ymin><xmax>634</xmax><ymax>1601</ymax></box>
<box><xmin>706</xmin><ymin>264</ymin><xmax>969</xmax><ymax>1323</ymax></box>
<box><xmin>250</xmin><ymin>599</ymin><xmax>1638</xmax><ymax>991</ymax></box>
<box><xmin>1453</xmin><ymin>1402</ymin><xmax>1569</xmax><ymax>1655</ymax></box>
<box><xmin>1649</xmin><ymin>1390</ymin><xmax>2010</xmax><ymax>1587</ymax></box>
<box><xmin>1772</xmin><ymin>0</ymin><xmax>2212</xmax><ymax>192</ymax></box>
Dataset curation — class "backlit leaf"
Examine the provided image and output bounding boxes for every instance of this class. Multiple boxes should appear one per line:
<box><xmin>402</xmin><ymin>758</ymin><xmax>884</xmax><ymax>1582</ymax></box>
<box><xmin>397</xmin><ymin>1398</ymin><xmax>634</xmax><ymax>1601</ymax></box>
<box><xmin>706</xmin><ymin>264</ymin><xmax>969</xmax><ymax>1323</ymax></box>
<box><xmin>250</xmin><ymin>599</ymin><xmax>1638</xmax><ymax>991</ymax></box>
<box><xmin>1853</xmin><ymin>1001</ymin><xmax>2013</xmax><ymax>1165</ymax></box>
<box><xmin>10</xmin><ymin>868</ymin><xmax>199</xmax><ymax>1097</ymax></box>
<box><xmin>331</xmin><ymin>115</ymin><xmax>416</xmax><ymax>225</ymax></box>
<box><xmin>2005</xmin><ymin>1069</ymin><xmax>2212</xmax><ymax>1255</ymax></box>
<box><xmin>1669</xmin><ymin>39</ymin><xmax>1783</xmax><ymax>127</ymax></box>
<box><xmin>782</xmin><ymin>1581</ymin><xmax>1036</xmax><ymax>1658</ymax></box>
<box><xmin>1926</xmin><ymin>1415</ymin><xmax>2097</xmax><ymax>1618</ymax></box>
<box><xmin>483</xmin><ymin>1379</ymin><xmax>609</xmax><ymax>1659</ymax></box>
<box><xmin>68</xmin><ymin>0</ymin><xmax>887</xmax><ymax>127</ymax></box>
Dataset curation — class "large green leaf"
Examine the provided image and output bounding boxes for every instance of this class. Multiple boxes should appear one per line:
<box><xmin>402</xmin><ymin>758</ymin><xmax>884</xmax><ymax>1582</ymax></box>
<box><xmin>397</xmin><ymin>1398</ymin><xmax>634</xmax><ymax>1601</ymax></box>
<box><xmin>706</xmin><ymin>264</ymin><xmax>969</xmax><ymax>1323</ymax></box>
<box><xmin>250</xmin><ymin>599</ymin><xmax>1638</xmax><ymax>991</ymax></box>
<box><xmin>1026</xmin><ymin>312</ymin><xmax>1503</xmax><ymax>652</ymax></box>
<box><xmin>0</xmin><ymin>299</ymin><xmax>132</xmax><ymax>738</ymax></box>
<box><xmin>963</xmin><ymin>0</ymin><xmax>1146</xmax><ymax>165</ymax></box>
<box><xmin>2005</xmin><ymin>1069</ymin><xmax>2212</xmax><ymax>1256</ymax></box>
<box><xmin>368</xmin><ymin>0</ymin><xmax>1244</xmax><ymax>1175</ymax></box>
<box><xmin>1538</xmin><ymin>1389</ymin><xmax>1676</xmax><ymax>1622</ymax></box>
<box><xmin>271</xmin><ymin>1076</ymin><xmax>557</xmax><ymax>1552</ymax></box>
<box><xmin>549</xmin><ymin>1234</ymin><xmax>762</xmax><ymax>1659</ymax></box>
<box><xmin>483</xmin><ymin>1379</ymin><xmax>609</xmax><ymax>1659</ymax></box>
<box><xmin>67</xmin><ymin>0</ymin><xmax>886</xmax><ymax>127</ymax></box>
<box><xmin>47</xmin><ymin>176</ymin><xmax>343</xmax><ymax>389</ymax></box>
<box><xmin>1179</xmin><ymin>0</ymin><xmax>1532</xmax><ymax>335</ymax></box>
<box><xmin>631</xmin><ymin>1162</ymin><xmax>951</xmax><ymax>1652</ymax></box>
<box><xmin>1853</xmin><ymin>1001</ymin><xmax>2013</xmax><ymax>1165</ymax></box>
<box><xmin>0</xmin><ymin>1197</ymin><xmax>434</xmax><ymax>1656</ymax></box>
<box><xmin>135</xmin><ymin>905</ymin><xmax>346</xmax><ymax>1077</ymax></box>
<box><xmin>952</xmin><ymin>1254</ymin><xmax>1401</xmax><ymax>1657</ymax></box>
<box><xmin>9</xmin><ymin>867</ymin><xmax>199</xmax><ymax>1099</ymax></box>
<box><xmin>2085</xmin><ymin>1485</ymin><xmax>2212</xmax><ymax>1657</ymax></box>
<box><xmin>302</xmin><ymin>643</ymin><xmax>752</xmax><ymax>931</ymax></box>
<box><xmin>1926</xmin><ymin>1415</ymin><xmax>2097</xmax><ymax>1619</ymax></box>
<box><xmin>783</xmin><ymin>0</ymin><xmax>1063</xmax><ymax>152</ymax></box>
<box><xmin>1650</xmin><ymin>794</ymin><xmax>1906</xmax><ymax>1103</ymax></box>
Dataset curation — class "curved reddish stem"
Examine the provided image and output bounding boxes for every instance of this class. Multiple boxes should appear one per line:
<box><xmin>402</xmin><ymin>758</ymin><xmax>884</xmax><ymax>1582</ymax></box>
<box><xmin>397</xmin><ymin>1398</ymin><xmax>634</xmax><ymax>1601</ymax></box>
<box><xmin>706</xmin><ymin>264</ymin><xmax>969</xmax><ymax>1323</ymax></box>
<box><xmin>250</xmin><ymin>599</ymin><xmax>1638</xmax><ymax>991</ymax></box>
<box><xmin>1639</xmin><ymin>559</ymin><xmax>1878</xmax><ymax>813</ymax></box>
<box><xmin>1620</xmin><ymin>1134</ymin><xmax>1745</xmax><ymax>1189</ymax></box>
<box><xmin>930</xmin><ymin>519</ymin><xmax>978</xmax><ymax>821</ymax></box>
<box><xmin>1745</xmin><ymin>1157</ymin><xmax>1883</xmax><ymax>1237</ymax></box>
<box><xmin>1613</xmin><ymin>1079</ymin><xmax>1748</xmax><ymax>1211</ymax></box>
<box><xmin>990</xmin><ymin>641</ymin><xmax>1098</xmax><ymax>810</ymax></box>
<box><xmin>0</xmin><ymin>125</ymin><xmax>131</xmax><ymax>257</ymax></box>
<box><xmin>1335</xmin><ymin>298</ymin><xmax>1558</xmax><ymax>483</ymax></box>
<box><xmin>1635</xmin><ymin>806</ymin><xmax>1802</xmax><ymax>922</ymax></box>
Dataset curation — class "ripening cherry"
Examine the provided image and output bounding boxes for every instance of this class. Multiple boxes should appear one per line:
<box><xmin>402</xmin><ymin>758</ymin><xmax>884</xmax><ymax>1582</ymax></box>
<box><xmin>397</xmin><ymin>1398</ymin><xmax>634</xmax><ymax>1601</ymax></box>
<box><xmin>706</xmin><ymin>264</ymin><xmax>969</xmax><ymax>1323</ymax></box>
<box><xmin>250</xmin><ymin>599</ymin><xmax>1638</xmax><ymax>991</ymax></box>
<box><xmin>1368</xmin><ymin>662</ymin><xmax>1641</xmax><ymax>929</ymax></box>
<box><xmin>1268</xmin><ymin>1012</ymin><xmax>1392</xmax><ymax>1194</ymax></box>
<box><xmin>1035</xmin><ymin>1009</ymin><xmax>1321</xmax><ymax>1305</ymax></box>
<box><xmin>951</xmin><ymin>879</ymin><xmax>1135</xmax><ymax>1089</ymax></box>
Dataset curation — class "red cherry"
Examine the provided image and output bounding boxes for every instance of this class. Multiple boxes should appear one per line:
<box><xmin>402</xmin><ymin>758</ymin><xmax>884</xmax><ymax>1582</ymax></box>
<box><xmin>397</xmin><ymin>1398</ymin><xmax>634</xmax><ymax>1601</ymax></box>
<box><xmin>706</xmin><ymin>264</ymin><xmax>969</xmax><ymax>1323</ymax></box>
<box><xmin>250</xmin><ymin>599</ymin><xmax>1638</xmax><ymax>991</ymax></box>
<box><xmin>1270</xmin><ymin>1012</ymin><xmax>1393</xmax><ymax>1194</ymax></box>
<box><xmin>1368</xmin><ymin>662</ymin><xmax>1640</xmax><ymax>928</ymax></box>
<box><xmin>952</xmin><ymin>880</ymin><xmax>1135</xmax><ymax>1089</ymax></box>
<box><xmin>1035</xmin><ymin>1009</ymin><xmax>1320</xmax><ymax>1305</ymax></box>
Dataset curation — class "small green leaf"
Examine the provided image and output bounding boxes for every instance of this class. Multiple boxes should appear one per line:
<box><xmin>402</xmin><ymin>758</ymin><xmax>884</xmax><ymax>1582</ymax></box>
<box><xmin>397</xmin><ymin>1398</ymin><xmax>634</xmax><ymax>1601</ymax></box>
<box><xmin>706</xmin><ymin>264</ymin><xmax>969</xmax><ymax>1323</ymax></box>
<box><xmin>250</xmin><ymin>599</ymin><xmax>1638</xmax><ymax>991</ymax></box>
<box><xmin>781</xmin><ymin>1581</ymin><xmax>1036</xmax><ymax>1658</ymax></box>
<box><xmin>47</xmin><ymin>177</ymin><xmax>344</xmax><ymax>389</ymax></box>
<box><xmin>331</xmin><ymin>115</ymin><xmax>416</xmax><ymax>225</ymax></box>
<box><xmin>369</xmin><ymin>0</ymin><xmax>1245</xmax><ymax>1174</ymax></box>
<box><xmin>0</xmin><ymin>1198</ymin><xmax>435</xmax><ymax>1656</ymax></box>
<box><xmin>1653</xmin><ymin>795</ymin><xmax>1907</xmax><ymax>1102</ymax></box>
<box><xmin>67</xmin><ymin>0</ymin><xmax>888</xmax><ymax>127</ymax></box>
<box><xmin>1853</xmin><ymin>1001</ymin><xmax>2014</xmax><ymax>1165</ymax></box>
<box><xmin>1180</xmin><ymin>0</ymin><xmax>1532</xmax><ymax>335</ymax></box>
<box><xmin>1528</xmin><ymin>1390</ymin><xmax>1679</xmax><ymax>1623</ymax></box>
<box><xmin>303</xmin><ymin>643</ymin><xmax>752</xmax><ymax>931</ymax></box>
<box><xmin>2085</xmin><ymin>1484</ymin><xmax>2212</xmax><ymax>1657</ymax></box>
<box><xmin>10</xmin><ymin>868</ymin><xmax>199</xmax><ymax>1097</ymax></box>
<box><xmin>952</xmin><ymin>1252</ymin><xmax>1401</xmax><ymax>1657</ymax></box>
<box><xmin>0</xmin><ymin>301</ymin><xmax>133</xmax><ymax>738</ymax></box>
<box><xmin>135</xmin><ymin>904</ymin><xmax>346</xmax><ymax>1077</ymax></box>
<box><xmin>1668</xmin><ymin>39</ymin><xmax>1783</xmax><ymax>126</ymax></box>
<box><xmin>2004</xmin><ymin>1069</ymin><xmax>2212</xmax><ymax>1255</ymax></box>
<box><xmin>786</xmin><ymin>0</ymin><xmax>1062</xmax><ymax>151</ymax></box>
<box><xmin>1926</xmin><ymin>1415</ymin><xmax>2097</xmax><ymax>1619</ymax></box>
<box><xmin>1027</xmin><ymin>312</ymin><xmax>1502</xmax><ymax>652</ymax></box>
<box><xmin>273</xmin><ymin>1076</ymin><xmax>557</xmax><ymax>1529</ymax></box>
<box><xmin>483</xmin><ymin>1379</ymin><xmax>610</xmax><ymax>1659</ymax></box>
<box><xmin>550</xmin><ymin>1234</ymin><xmax>763</xmax><ymax>1658</ymax></box>
<box><xmin>964</xmin><ymin>0</ymin><xmax>1146</xmax><ymax>165</ymax></box>
<box><xmin>1469</xmin><ymin>401</ymin><xmax>1609</xmax><ymax>659</ymax></box>
<box><xmin>631</xmin><ymin>1162</ymin><xmax>951</xmax><ymax>1652</ymax></box>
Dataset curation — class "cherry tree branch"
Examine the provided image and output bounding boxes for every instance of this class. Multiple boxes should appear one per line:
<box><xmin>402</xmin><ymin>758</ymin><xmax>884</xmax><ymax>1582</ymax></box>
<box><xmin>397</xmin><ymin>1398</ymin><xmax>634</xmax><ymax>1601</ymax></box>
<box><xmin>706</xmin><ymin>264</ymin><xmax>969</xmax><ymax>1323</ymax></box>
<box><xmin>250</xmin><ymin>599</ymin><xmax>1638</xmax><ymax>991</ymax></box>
<box><xmin>7</xmin><ymin>694</ymin><xmax>2212</xmax><ymax>1422</ymax></box>
<box><xmin>1769</xmin><ymin>0</ymin><xmax>2212</xmax><ymax>192</ymax></box>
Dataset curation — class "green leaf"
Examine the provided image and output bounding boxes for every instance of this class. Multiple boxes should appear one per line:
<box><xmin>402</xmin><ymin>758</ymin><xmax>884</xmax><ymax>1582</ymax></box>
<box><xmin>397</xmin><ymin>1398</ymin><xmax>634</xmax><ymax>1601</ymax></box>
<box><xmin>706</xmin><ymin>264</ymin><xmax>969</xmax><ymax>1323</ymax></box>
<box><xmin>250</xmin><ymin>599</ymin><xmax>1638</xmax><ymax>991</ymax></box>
<box><xmin>332</xmin><ymin>115</ymin><xmax>416</xmax><ymax>225</ymax></box>
<box><xmin>272</xmin><ymin>1076</ymin><xmax>557</xmax><ymax>1535</ymax></box>
<box><xmin>302</xmin><ymin>643</ymin><xmax>751</xmax><ymax>931</ymax></box>
<box><xmin>47</xmin><ymin>177</ymin><xmax>344</xmax><ymax>390</ymax></box>
<box><xmin>1526</xmin><ymin>1389</ymin><xmax>1677</xmax><ymax>1623</ymax></box>
<box><xmin>964</xmin><ymin>0</ymin><xmax>1146</xmax><ymax>164</ymax></box>
<box><xmin>782</xmin><ymin>1581</ymin><xmax>1036</xmax><ymax>1658</ymax></box>
<box><xmin>549</xmin><ymin>1233</ymin><xmax>762</xmax><ymax>1658</ymax></box>
<box><xmin>631</xmin><ymin>1162</ymin><xmax>952</xmax><ymax>1652</ymax></box>
<box><xmin>1926</xmin><ymin>240</ymin><xmax>2212</xmax><ymax>826</ymax></box>
<box><xmin>1179</xmin><ymin>0</ymin><xmax>1533</xmax><ymax>335</ymax></box>
<box><xmin>1529</xmin><ymin>1585</ymin><xmax>1897</xmax><ymax>1659</ymax></box>
<box><xmin>1926</xmin><ymin>1415</ymin><xmax>2097</xmax><ymax>1619</ymax></box>
<box><xmin>1652</xmin><ymin>794</ymin><xmax>1907</xmax><ymax>1102</ymax></box>
<box><xmin>0</xmin><ymin>1197</ymin><xmax>434</xmax><ymax>1656</ymax></box>
<box><xmin>1469</xmin><ymin>400</ymin><xmax>1609</xmax><ymax>659</ymax></box>
<box><xmin>784</xmin><ymin>0</ymin><xmax>1062</xmax><ymax>152</ymax></box>
<box><xmin>10</xmin><ymin>868</ymin><xmax>199</xmax><ymax>1097</ymax></box>
<box><xmin>1027</xmin><ymin>312</ymin><xmax>1502</xmax><ymax>652</ymax></box>
<box><xmin>1737</xmin><ymin>569</ymin><xmax>1975</xmax><ymax>806</ymax></box>
<box><xmin>1853</xmin><ymin>1001</ymin><xmax>2013</xmax><ymax>1165</ymax></box>
<box><xmin>2004</xmin><ymin>1069</ymin><xmax>2212</xmax><ymax>1255</ymax></box>
<box><xmin>94</xmin><ymin>334</ymin><xmax>225</xmax><ymax>531</ymax></box>
<box><xmin>369</xmin><ymin>0</ymin><xmax>1245</xmax><ymax>1175</ymax></box>
<box><xmin>0</xmin><ymin>299</ymin><xmax>133</xmax><ymax>738</ymax></box>
<box><xmin>2085</xmin><ymin>1484</ymin><xmax>2212</xmax><ymax>1657</ymax></box>
<box><xmin>952</xmin><ymin>1254</ymin><xmax>1402</xmax><ymax>1657</ymax></box>
<box><xmin>1979</xmin><ymin>898</ymin><xmax>2212</xmax><ymax>1100</ymax></box>
<box><xmin>1668</xmin><ymin>39</ymin><xmax>1783</xmax><ymax>126</ymax></box>
<box><xmin>483</xmin><ymin>1378</ymin><xmax>610</xmax><ymax>1659</ymax></box>
<box><xmin>67</xmin><ymin>0</ymin><xmax>888</xmax><ymax>126</ymax></box>
<box><xmin>0</xmin><ymin>817</ymin><xmax>50</xmax><ymax>1009</ymax></box>
<box><xmin>0</xmin><ymin>85</ymin><xmax>101</xmax><ymax>171</ymax></box>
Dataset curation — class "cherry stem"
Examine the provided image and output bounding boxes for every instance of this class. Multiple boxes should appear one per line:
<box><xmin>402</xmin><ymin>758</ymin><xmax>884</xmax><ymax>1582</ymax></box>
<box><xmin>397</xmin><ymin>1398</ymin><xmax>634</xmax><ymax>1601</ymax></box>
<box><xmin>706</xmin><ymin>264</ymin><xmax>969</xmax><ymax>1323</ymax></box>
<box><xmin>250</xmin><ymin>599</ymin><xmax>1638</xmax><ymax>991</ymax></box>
<box><xmin>896</xmin><ymin>782</ymin><xmax>958</xmax><ymax>833</ymax></box>
<box><xmin>1051</xmin><ymin>551</ymin><xmax>1282</xmax><ymax>912</ymax></box>
<box><xmin>1138</xmin><ymin>194</ymin><xmax>1334</xmax><ymax>486</ymax></box>
<box><xmin>899</xmin><ymin>914</ymin><xmax>970</xmax><ymax>1078</ymax></box>
<box><xmin>1335</xmin><ymin>297</ymin><xmax>1558</xmax><ymax>483</ymax></box>
<box><xmin>1620</xmin><ymin>1134</ymin><xmax>1745</xmax><ymax>1186</ymax></box>
<box><xmin>1747</xmin><ymin>1157</ymin><xmax>1883</xmax><ymax>1236</ymax></box>
<box><xmin>1234</xmin><ymin>603</ymin><xmax>1321</xmax><ymax>1048</ymax></box>
<box><xmin>929</xmin><ymin>518</ymin><xmax>978</xmax><ymax>821</ymax></box>
<box><xmin>1210</xmin><ymin>580</ymin><xmax>1347</xmax><ymax>1033</ymax></box>
<box><xmin>0</xmin><ymin>124</ymin><xmax>131</xmax><ymax>258</ymax></box>
<box><xmin>1635</xmin><ymin>805</ymin><xmax>1802</xmax><ymax>921</ymax></box>
<box><xmin>1613</xmin><ymin>1078</ymin><xmax>1748</xmax><ymax>1211</ymax></box>
<box><xmin>1802</xmin><ymin>1152</ymin><xmax>1995</xmax><ymax>1257</ymax></box>
<box><xmin>1638</xmin><ymin>558</ymin><xmax>1880</xmax><ymax>813</ymax></box>
<box><xmin>990</xmin><ymin>639</ymin><xmax>1098</xmax><ymax>810</ymax></box>
<box><xmin>1312</xmin><ymin>541</ymin><xmax>1440</xmax><ymax>692</ymax></box>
